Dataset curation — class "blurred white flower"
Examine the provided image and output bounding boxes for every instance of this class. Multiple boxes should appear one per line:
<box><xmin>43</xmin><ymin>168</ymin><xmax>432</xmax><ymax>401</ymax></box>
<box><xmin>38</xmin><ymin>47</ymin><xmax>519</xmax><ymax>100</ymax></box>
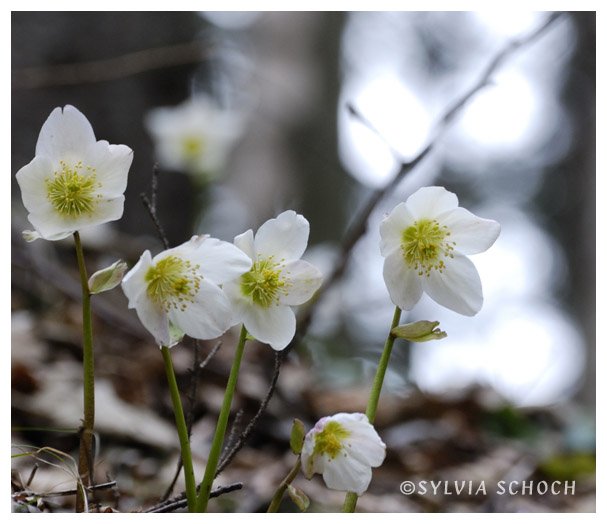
<box><xmin>16</xmin><ymin>105</ymin><xmax>133</xmax><ymax>242</ymax></box>
<box><xmin>122</xmin><ymin>235</ymin><xmax>252</xmax><ymax>347</ymax></box>
<box><xmin>380</xmin><ymin>186</ymin><xmax>501</xmax><ymax>316</ymax></box>
<box><xmin>224</xmin><ymin>211</ymin><xmax>322</xmax><ymax>350</ymax></box>
<box><xmin>145</xmin><ymin>96</ymin><xmax>243</xmax><ymax>180</ymax></box>
<box><xmin>301</xmin><ymin>413</ymin><xmax>386</xmax><ymax>496</ymax></box>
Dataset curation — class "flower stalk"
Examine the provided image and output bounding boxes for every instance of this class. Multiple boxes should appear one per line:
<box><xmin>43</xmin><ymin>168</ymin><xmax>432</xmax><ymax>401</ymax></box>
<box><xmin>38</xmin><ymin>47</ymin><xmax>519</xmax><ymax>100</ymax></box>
<box><xmin>267</xmin><ymin>456</ymin><xmax>302</xmax><ymax>513</ymax></box>
<box><xmin>73</xmin><ymin>231</ymin><xmax>95</xmax><ymax>512</ymax></box>
<box><xmin>160</xmin><ymin>345</ymin><xmax>197</xmax><ymax>511</ymax></box>
<box><xmin>195</xmin><ymin>325</ymin><xmax>249</xmax><ymax>512</ymax></box>
<box><xmin>342</xmin><ymin>305</ymin><xmax>402</xmax><ymax>513</ymax></box>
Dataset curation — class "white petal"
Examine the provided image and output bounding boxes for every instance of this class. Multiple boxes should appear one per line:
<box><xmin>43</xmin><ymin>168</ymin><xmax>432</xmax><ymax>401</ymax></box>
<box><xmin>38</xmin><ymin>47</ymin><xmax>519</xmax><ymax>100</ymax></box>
<box><xmin>121</xmin><ymin>250</ymin><xmax>153</xmax><ymax>308</ymax></box>
<box><xmin>35</xmin><ymin>106</ymin><xmax>96</xmax><ymax>160</ymax></box>
<box><xmin>254</xmin><ymin>210</ymin><xmax>309</xmax><ymax>262</ymax></box>
<box><xmin>423</xmin><ymin>253</ymin><xmax>483</xmax><ymax>316</ymax></box>
<box><xmin>241</xmin><ymin>304</ymin><xmax>296</xmax><ymax>350</ymax></box>
<box><xmin>167</xmin><ymin>279</ymin><xmax>233</xmax><ymax>340</ymax></box>
<box><xmin>28</xmin><ymin>196</ymin><xmax>125</xmax><ymax>238</ymax></box>
<box><xmin>83</xmin><ymin>141</ymin><xmax>133</xmax><ymax>197</ymax></box>
<box><xmin>233</xmin><ymin>229</ymin><xmax>255</xmax><ymax>259</ymax></box>
<box><xmin>379</xmin><ymin>202</ymin><xmax>415</xmax><ymax>256</ymax></box>
<box><xmin>382</xmin><ymin>251</ymin><xmax>423</xmax><ymax>311</ymax></box>
<box><xmin>406</xmin><ymin>186</ymin><xmax>458</xmax><ymax>219</ymax></box>
<box><xmin>281</xmin><ymin>260</ymin><xmax>322</xmax><ymax>306</ymax></box>
<box><xmin>322</xmin><ymin>454</ymin><xmax>373</xmax><ymax>496</ymax></box>
<box><xmin>301</xmin><ymin>434</ymin><xmax>322</xmax><ymax>478</ymax></box>
<box><xmin>133</xmin><ymin>293</ymin><xmax>171</xmax><ymax>347</ymax></box>
<box><xmin>179</xmin><ymin>236</ymin><xmax>251</xmax><ymax>284</ymax></box>
<box><xmin>15</xmin><ymin>156</ymin><xmax>56</xmax><ymax>212</ymax></box>
<box><xmin>439</xmin><ymin>207</ymin><xmax>501</xmax><ymax>255</ymax></box>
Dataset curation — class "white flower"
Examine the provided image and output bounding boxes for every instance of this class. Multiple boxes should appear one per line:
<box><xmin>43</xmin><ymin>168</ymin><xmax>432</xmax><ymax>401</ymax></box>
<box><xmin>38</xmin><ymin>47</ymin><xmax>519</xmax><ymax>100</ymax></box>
<box><xmin>15</xmin><ymin>105</ymin><xmax>133</xmax><ymax>242</ymax></box>
<box><xmin>301</xmin><ymin>413</ymin><xmax>386</xmax><ymax>496</ymax></box>
<box><xmin>380</xmin><ymin>186</ymin><xmax>501</xmax><ymax>316</ymax></box>
<box><xmin>145</xmin><ymin>96</ymin><xmax>243</xmax><ymax>179</ymax></box>
<box><xmin>223</xmin><ymin>211</ymin><xmax>323</xmax><ymax>351</ymax></box>
<box><xmin>121</xmin><ymin>235</ymin><xmax>252</xmax><ymax>347</ymax></box>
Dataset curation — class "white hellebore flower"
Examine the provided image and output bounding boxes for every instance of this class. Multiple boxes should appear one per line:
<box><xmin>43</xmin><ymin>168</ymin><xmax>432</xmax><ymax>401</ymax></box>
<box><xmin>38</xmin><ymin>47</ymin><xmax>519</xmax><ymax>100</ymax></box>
<box><xmin>380</xmin><ymin>186</ymin><xmax>501</xmax><ymax>316</ymax></box>
<box><xmin>301</xmin><ymin>413</ymin><xmax>386</xmax><ymax>496</ymax></box>
<box><xmin>121</xmin><ymin>235</ymin><xmax>252</xmax><ymax>348</ymax></box>
<box><xmin>16</xmin><ymin>105</ymin><xmax>133</xmax><ymax>242</ymax></box>
<box><xmin>224</xmin><ymin>210</ymin><xmax>323</xmax><ymax>351</ymax></box>
<box><xmin>145</xmin><ymin>96</ymin><xmax>243</xmax><ymax>179</ymax></box>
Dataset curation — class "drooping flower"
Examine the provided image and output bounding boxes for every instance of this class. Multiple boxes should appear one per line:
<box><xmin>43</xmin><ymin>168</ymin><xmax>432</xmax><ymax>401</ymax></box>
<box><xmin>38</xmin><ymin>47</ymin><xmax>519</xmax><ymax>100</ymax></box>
<box><xmin>301</xmin><ymin>413</ymin><xmax>386</xmax><ymax>496</ymax></box>
<box><xmin>16</xmin><ymin>105</ymin><xmax>133</xmax><ymax>242</ymax></box>
<box><xmin>223</xmin><ymin>210</ymin><xmax>323</xmax><ymax>351</ymax></box>
<box><xmin>121</xmin><ymin>235</ymin><xmax>252</xmax><ymax>347</ymax></box>
<box><xmin>380</xmin><ymin>186</ymin><xmax>501</xmax><ymax>316</ymax></box>
<box><xmin>145</xmin><ymin>96</ymin><xmax>243</xmax><ymax>180</ymax></box>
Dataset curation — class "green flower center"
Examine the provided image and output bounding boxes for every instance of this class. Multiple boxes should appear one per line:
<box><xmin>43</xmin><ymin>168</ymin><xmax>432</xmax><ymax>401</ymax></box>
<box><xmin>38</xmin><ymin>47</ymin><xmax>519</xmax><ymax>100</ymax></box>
<box><xmin>240</xmin><ymin>256</ymin><xmax>291</xmax><ymax>308</ymax></box>
<box><xmin>181</xmin><ymin>136</ymin><xmax>204</xmax><ymax>160</ymax></box>
<box><xmin>401</xmin><ymin>218</ymin><xmax>455</xmax><ymax>277</ymax></box>
<box><xmin>46</xmin><ymin>161</ymin><xmax>101</xmax><ymax>217</ymax></box>
<box><xmin>313</xmin><ymin>421</ymin><xmax>351</xmax><ymax>460</ymax></box>
<box><xmin>145</xmin><ymin>255</ymin><xmax>202</xmax><ymax>313</ymax></box>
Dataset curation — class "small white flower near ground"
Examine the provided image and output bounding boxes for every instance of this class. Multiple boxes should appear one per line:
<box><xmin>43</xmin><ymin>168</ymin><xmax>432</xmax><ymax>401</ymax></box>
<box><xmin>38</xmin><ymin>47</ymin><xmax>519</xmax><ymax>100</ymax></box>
<box><xmin>380</xmin><ymin>186</ymin><xmax>501</xmax><ymax>316</ymax></box>
<box><xmin>301</xmin><ymin>413</ymin><xmax>386</xmax><ymax>496</ymax></box>
<box><xmin>224</xmin><ymin>210</ymin><xmax>323</xmax><ymax>350</ymax></box>
<box><xmin>122</xmin><ymin>235</ymin><xmax>252</xmax><ymax>348</ymax></box>
<box><xmin>16</xmin><ymin>105</ymin><xmax>133</xmax><ymax>241</ymax></box>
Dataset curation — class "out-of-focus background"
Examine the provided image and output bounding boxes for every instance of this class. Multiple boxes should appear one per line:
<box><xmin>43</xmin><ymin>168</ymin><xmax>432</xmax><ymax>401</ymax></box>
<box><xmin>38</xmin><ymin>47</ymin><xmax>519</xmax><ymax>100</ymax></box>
<box><xmin>11</xmin><ymin>11</ymin><xmax>595</xmax><ymax>512</ymax></box>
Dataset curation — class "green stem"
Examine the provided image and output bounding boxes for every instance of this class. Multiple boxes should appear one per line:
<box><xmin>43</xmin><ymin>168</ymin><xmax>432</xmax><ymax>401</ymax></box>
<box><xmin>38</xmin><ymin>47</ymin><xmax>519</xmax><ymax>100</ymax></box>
<box><xmin>267</xmin><ymin>456</ymin><xmax>302</xmax><ymax>513</ymax></box>
<box><xmin>342</xmin><ymin>306</ymin><xmax>402</xmax><ymax>513</ymax></box>
<box><xmin>73</xmin><ymin>231</ymin><xmax>95</xmax><ymax>512</ymax></box>
<box><xmin>161</xmin><ymin>345</ymin><xmax>197</xmax><ymax>512</ymax></box>
<box><xmin>195</xmin><ymin>325</ymin><xmax>248</xmax><ymax>512</ymax></box>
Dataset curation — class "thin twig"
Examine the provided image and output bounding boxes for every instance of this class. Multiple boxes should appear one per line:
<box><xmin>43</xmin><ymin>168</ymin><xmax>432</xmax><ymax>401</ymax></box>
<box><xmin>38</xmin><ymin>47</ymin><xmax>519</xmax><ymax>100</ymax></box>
<box><xmin>143</xmin><ymin>482</ymin><xmax>244</xmax><ymax>513</ymax></box>
<box><xmin>216</xmin><ymin>351</ymin><xmax>284</xmax><ymax>475</ymax></box>
<box><xmin>13</xmin><ymin>480</ymin><xmax>117</xmax><ymax>499</ymax></box>
<box><xmin>219</xmin><ymin>409</ymin><xmax>244</xmax><ymax>464</ymax></box>
<box><xmin>210</xmin><ymin>11</ymin><xmax>566</xmax><ymax>478</ymax></box>
<box><xmin>12</xmin><ymin>39</ymin><xmax>216</xmax><ymax>90</ymax></box>
<box><xmin>140</xmin><ymin>165</ymin><xmax>170</xmax><ymax>250</ymax></box>
<box><xmin>25</xmin><ymin>464</ymin><xmax>39</xmax><ymax>488</ymax></box>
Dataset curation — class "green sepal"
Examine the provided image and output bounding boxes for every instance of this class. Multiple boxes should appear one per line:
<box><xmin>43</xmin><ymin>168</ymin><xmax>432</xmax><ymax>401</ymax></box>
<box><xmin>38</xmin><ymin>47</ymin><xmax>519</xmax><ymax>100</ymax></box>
<box><xmin>290</xmin><ymin>419</ymin><xmax>306</xmax><ymax>455</ymax></box>
<box><xmin>88</xmin><ymin>260</ymin><xmax>128</xmax><ymax>294</ymax></box>
<box><xmin>287</xmin><ymin>484</ymin><xmax>310</xmax><ymax>511</ymax></box>
<box><xmin>391</xmin><ymin>320</ymin><xmax>447</xmax><ymax>342</ymax></box>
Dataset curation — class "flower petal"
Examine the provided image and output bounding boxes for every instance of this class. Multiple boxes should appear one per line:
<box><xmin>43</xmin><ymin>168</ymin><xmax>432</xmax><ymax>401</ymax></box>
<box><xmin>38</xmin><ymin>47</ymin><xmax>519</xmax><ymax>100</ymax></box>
<box><xmin>322</xmin><ymin>453</ymin><xmax>372</xmax><ymax>496</ymax></box>
<box><xmin>134</xmin><ymin>293</ymin><xmax>171</xmax><ymax>347</ymax></box>
<box><xmin>423</xmin><ymin>253</ymin><xmax>483</xmax><ymax>316</ymax></box>
<box><xmin>167</xmin><ymin>279</ymin><xmax>233</xmax><ymax>340</ymax></box>
<box><xmin>281</xmin><ymin>259</ymin><xmax>322</xmax><ymax>306</ymax></box>
<box><xmin>406</xmin><ymin>186</ymin><xmax>459</xmax><ymax>219</ymax></box>
<box><xmin>382</xmin><ymin>251</ymin><xmax>423</xmax><ymax>311</ymax></box>
<box><xmin>27</xmin><ymin>196</ymin><xmax>125</xmax><ymax>239</ymax></box>
<box><xmin>35</xmin><ymin>105</ymin><xmax>96</xmax><ymax>160</ymax></box>
<box><xmin>83</xmin><ymin>140</ymin><xmax>133</xmax><ymax>197</ymax></box>
<box><xmin>233</xmin><ymin>229</ymin><xmax>255</xmax><ymax>259</ymax></box>
<box><xmin>254</xmin><ymin>210</ymin><xmax>309</xmax><ymax>262</ymax></box>
<box><xmin>379</xmin><ymin>202</ymin><xmax>415</xmax><ymax>256</ymax></box>
<box><xmin>15</xmin><ymin>156</ymin><xmax>57</xmax><ymax>213</ymax></box>
<box><xmin>178</xmin><ymin>235</ymin><xmax>252</xmax><ymax>284</ymax></box>
<box><xmin>240</xmin><ymin>303</ymin><xmax>296</xmax><ymax>350</ymax></box>
<box><xmin>439</xmin><ymin>207</ymin><xmax>501</xmax><ymax>255</ymax></box>
<box><xmin>121</xmin><ymin>250</ymin><xmax>153</xmax><ymax>308</ymax></box>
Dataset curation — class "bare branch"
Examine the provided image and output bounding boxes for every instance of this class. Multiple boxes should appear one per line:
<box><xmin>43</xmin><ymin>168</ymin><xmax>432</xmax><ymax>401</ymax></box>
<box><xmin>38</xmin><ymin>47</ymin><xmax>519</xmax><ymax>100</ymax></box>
<box><xmin>140</xmin><ymin>165</ymin><xmax>170</xmax><ymax>250</ymax></box>
<box><xmin>143</xmin><ymin>482</ymin><xmax>244</xmax><ymax>513</ymax></box>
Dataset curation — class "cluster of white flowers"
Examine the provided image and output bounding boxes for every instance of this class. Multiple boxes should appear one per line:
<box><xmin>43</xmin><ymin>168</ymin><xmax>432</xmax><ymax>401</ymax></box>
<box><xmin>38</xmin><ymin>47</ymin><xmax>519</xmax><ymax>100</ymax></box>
<box><xmin>15</xmin><ymin>105</ymin><xmax>502</xmax><ymax>504</ymax></box>
<box><xmin>121</xmin><ymin>211</ymin><xmax>323</xmax><ymax>350</ymax></box>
